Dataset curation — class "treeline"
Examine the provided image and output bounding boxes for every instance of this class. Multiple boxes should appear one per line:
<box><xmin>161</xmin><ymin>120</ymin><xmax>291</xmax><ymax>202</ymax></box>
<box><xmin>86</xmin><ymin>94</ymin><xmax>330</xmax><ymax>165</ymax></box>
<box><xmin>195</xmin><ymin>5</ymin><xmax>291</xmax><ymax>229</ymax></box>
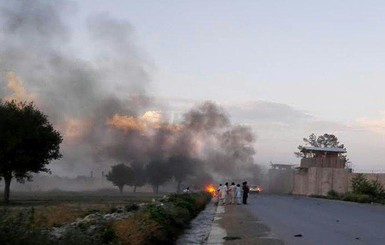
<box><xmin>106</xmin><ymin>155</ymin><xmax>208</xmax><ymax>194</ymax></box>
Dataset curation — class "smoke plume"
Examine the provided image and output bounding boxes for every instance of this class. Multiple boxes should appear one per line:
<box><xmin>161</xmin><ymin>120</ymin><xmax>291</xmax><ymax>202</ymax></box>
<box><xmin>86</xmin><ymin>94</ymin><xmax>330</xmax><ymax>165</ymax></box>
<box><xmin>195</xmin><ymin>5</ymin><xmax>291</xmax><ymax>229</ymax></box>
<box><xmin>0</xmin><ymin>0</ymin><xmax>260</xmax><ymax>184</ymax></box>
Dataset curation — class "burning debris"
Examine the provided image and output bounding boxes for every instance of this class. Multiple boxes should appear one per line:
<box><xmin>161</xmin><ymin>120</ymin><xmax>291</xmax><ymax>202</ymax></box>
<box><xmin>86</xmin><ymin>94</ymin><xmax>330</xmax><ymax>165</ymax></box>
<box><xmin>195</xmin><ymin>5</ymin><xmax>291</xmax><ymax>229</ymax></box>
<box><xmin>0</xmin><ymin>0</ymin><xmax>261</xmax><ymax>188</ymax></box>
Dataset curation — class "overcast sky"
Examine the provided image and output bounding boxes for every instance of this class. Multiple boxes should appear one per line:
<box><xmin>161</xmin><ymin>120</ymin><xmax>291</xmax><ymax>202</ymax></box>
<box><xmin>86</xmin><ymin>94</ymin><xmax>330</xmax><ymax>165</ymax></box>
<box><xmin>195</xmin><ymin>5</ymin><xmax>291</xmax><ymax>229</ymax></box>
<box><xmin>2</xmin><ymin>0</ymin><xmax>384</xmax><ymax>174</ymax></box>
<box><xmin>67</xmin><ymin>0</ymin><xmax>385</xmax><ymax>172</ymax></box>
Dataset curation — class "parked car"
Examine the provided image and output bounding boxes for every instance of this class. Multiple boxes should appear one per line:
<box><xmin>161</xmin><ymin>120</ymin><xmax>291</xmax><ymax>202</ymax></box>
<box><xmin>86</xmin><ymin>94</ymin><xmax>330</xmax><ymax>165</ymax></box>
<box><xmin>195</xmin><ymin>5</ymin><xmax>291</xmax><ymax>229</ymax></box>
<box><xmin>249</xmin><ymin>185</ymin><xmax>262</xmax><ymax>193</ymax></box>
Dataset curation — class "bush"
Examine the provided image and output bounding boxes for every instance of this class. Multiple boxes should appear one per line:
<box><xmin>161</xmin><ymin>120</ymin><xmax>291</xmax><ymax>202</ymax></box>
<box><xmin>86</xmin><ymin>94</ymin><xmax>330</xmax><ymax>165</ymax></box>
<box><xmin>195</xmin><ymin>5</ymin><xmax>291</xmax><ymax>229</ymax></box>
<box><xmin>113</xmin><ymin>191</ymin><xmax>211</xmax><ymax>245</ymax></box>
<box><xmin>125</xmin><ymin>203</ymin><xmax>139</xmax><ymax>212</ymax></box>
<box><xmin>327</xmin><ymin>190</ymin><xmax>340</xmax><ymax>199</ymax></box>
<box><xmin>342</xmin><ymin>193</ymin><xmax>373</xmax><ymax>203</ymax></box>
<box><xmin>0</xmin><ymin>208</ymin><xmax>52</xmax><ymax>245</ymax></box>
<box><xmin>113</xmin><ymin>213</ymin><xmax>165</xmax><ymax>245</ymax></box>
<box><xmin>351</xmin><ymin>174</ymin><xmax>385</xmax><ymax>200</ymax></box>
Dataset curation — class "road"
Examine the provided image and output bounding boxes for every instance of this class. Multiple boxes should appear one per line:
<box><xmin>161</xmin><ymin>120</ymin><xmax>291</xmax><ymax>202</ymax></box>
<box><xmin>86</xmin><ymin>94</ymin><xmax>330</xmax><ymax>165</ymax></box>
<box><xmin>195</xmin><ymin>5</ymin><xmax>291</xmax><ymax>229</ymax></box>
<box><xmin>245</xmin><ymin>194</ymin><xmax>385</xmax><ymax>245</ymax></box>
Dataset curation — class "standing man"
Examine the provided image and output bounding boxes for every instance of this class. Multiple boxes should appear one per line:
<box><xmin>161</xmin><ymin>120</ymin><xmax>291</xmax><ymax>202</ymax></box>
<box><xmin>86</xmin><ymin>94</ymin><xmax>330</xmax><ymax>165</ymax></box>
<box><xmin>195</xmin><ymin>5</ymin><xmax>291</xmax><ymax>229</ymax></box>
<box><xmin>224</xmin><ymin>182</ymin><xmax>230</xmax><ymax>205</ymax></box>
<box><xmin>235</xmin><ymin>184</ymin><xmax>242</xmax><ymax>205</ymax></box>
<box><xmin>242</xmin><ymin>181</ymin><xmax>250</xmax><ymax>204</ymax></box>
<box><xmin>229</xmin><ymin>182</ymin><xmax>236</xmax><ymax>204</ymax></box>
<box><xmin>218</xmin><ymin>184</ymin><xmax>225</xmax><ymax>205</ymax></box>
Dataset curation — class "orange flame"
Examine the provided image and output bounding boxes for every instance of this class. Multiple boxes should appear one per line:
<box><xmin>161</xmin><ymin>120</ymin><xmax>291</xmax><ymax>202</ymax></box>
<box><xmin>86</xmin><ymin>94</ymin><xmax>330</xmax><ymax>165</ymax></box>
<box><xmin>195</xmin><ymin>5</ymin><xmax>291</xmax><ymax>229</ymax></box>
<box><xmin>205</xmin><ymin>184</ymin><xmax>217</xmax><ymax>197</ymax></box>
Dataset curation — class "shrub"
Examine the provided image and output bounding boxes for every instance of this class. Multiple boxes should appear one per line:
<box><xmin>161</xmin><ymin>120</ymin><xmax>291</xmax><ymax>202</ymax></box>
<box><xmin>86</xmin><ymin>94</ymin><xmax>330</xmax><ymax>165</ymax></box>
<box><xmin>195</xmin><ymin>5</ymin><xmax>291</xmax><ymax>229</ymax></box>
<box><xmin>342</xmin><ymin>193</ymin><xmax>372</xmax><ymax>203</ymax></box>
<box><xmin>351</xmin><ymin>174</ymin><xmax>385</xmax><ymax>200</ymax></box>
<box><xmin>125</xmin><ymin>203</ymin><xmax>139</xmax><ymax>212</ymax></box>
<box><xmin>351</xmin><ymin>174</ymin><xmax>372</xmax><ymax>194</ymax></box>
<box><xmin>0</xmin><ymin>208</ymin><xmax>52</xmax><ymax>245</ymax></box>
<box><xmin>327</xmin><ymin>190</ymin><xmax>340</xmax><ymax>199</ymax></box>
<box><xmin>369</xmin><ymin>179</ymin><xmax>385</xmax><ymax>200</ymax></box>
<box><xmin>113</xmin><ymin>191</ymin><xmax>211</xmax><ymax>245</ymax></box>
<box><xmin>113</xmin><ymin>213</ymin><xmax>165</xmax><ymax>245</ymax></box>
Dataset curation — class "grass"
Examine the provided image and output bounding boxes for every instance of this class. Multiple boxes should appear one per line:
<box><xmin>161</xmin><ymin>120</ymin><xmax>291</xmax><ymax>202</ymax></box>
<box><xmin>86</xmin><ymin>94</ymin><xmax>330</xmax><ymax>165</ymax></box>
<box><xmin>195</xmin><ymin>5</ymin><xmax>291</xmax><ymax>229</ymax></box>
<box><xmin>0</xmin><ymin>190</ymin><xmax>212</xmax><ymax>245</ymax></box>
<box><xmin>0</xmin><ymin>190</ymin><xmax>163</xmax><ymax>228</ymax></box>
<box><xmin>1</xmin><ymin>189</ymin><xmax>163</xmax><ymax>205</ymax></box>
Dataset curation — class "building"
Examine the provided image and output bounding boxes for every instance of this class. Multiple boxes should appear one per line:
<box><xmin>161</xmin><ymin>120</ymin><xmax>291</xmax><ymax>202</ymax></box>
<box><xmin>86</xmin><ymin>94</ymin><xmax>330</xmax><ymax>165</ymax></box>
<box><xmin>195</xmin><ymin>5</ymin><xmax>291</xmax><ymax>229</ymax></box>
<box><xmin>292</xmin><ymin>147</ymin><xmax>350</xmax><ymax>196</ymax></box>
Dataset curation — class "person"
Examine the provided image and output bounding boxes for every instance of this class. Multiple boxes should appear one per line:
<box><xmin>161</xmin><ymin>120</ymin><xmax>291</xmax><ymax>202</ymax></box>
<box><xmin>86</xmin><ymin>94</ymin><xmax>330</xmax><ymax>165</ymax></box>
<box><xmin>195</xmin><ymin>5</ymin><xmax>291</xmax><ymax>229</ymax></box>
<box><xmin>224</xmin><ymin>182</ymin><xmax>230</xmax><ymax>205</ymax></box>
<box><xmin>235</xmin><ymin>184</ymin><xmax>242</xmax><ymax>205</ymax></box>
<box><xmin>229</xmin><ymin>182</ymin><xmax>236</xmax><ymax>204</ymax></box>
<box><xmin>217</xmin><ymin>184</ymin><xmax>225</xmax><ymax>205</ymax></box>
<box><xmin>183</xmin><ymin>187</ymin><xmax>190</xmax><ymax>193</ymax></box>
<box><xmin>242</xmin><ymin>181</ymin><xmax>250</xmax><ymax>204</ymax></box>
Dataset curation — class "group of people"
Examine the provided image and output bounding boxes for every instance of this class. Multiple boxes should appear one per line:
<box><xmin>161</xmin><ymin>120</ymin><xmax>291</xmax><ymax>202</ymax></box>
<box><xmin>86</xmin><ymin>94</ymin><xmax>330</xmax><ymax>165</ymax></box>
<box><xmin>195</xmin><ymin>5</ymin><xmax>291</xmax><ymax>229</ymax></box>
<box><xmin>217</xmin><ymin>181</ymin><xmax>250</xmax><ymax>205</ymax></box>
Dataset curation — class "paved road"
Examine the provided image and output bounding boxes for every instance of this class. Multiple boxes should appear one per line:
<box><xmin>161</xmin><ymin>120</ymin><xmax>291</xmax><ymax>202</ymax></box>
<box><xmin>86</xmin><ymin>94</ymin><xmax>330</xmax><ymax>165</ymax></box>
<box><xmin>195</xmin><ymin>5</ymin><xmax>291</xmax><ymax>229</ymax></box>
<box><xmin>245</xmin><ymin>194</ymin><xmax>385</xmax><ymax>245</ymax></box>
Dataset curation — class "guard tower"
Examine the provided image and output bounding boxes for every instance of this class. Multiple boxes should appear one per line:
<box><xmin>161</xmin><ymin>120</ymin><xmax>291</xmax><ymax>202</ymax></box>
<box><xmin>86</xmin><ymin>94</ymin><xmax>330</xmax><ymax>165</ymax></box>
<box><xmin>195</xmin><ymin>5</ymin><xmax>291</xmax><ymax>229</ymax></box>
<box><xmin>300</xmin><ymin>147</ymin><xmax>347</xmax><ymax>168</ymax></box>
<box><xmin>292</xmin><ymin>146</ymin><xmax>349</xmax><ymax>196</ymax></box>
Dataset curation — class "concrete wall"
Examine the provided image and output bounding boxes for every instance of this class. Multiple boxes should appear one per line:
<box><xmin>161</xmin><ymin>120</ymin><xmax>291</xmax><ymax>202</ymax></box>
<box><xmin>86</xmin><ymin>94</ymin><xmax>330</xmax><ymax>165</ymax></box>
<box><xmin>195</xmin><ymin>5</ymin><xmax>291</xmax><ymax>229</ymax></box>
<box><xmin>292</xmin><ymin>167</ymin><xmax>350</xmax><ymax>196</ymax></box>
<box><xmin>293</xmin><ymin>169</ymin><xmax>385</xmax><ymax>196</ymax></box>
<box><xmin>292</xmin><ymin>168</ymin><xmax>309</xmax><ymax>195</ymax></box>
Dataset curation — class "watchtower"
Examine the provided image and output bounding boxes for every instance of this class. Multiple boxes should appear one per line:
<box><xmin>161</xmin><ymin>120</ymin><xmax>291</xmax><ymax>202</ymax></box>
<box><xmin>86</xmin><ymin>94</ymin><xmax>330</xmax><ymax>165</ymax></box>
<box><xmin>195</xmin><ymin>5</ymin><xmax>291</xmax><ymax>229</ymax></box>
<box><xmin>300</xmin><ymin>146</ymin><xmax>347</xmax><ymax>169</ymax></box>
<box><xmin>292</xmin><ymin>146</ymin><xmax>349</xmax><ymax>196</ymax></box>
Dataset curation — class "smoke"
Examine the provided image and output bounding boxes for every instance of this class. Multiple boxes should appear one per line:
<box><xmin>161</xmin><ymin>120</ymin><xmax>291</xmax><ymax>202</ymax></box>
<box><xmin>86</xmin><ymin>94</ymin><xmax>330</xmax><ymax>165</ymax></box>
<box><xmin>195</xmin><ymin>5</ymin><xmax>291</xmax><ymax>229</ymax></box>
<box><xmin>0</xmin><ymin>0</ymin><xmax>260</xmax><ymax>183</ymax></box>
<box><xmin>0</xmin><ymin>0</ymin><xmax>151</xmax><ymax>175</ymax></box>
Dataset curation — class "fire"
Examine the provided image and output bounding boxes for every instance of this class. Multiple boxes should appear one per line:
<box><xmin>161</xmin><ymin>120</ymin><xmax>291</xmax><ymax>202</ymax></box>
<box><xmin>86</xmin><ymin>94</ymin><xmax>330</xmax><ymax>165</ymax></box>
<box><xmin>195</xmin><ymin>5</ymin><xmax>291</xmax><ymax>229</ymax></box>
<box><xmin>4</xmin><ymin>72</ymin><xmax>37</xmax><ymax>102</ymax></box>
<box><xmin>205</xmin><ymin>184</ymin><xmax>217</xmax><ymax>197</ymax></box>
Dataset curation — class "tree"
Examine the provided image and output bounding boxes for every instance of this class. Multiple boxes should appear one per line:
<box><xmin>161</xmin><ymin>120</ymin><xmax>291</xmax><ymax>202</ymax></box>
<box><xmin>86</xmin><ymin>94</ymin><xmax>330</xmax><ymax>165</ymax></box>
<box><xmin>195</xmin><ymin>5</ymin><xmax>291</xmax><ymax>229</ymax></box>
<box><xmin>168</xmin><ymin>155</ymin><xmax>196</xmax><ymax>193</ymax></box>
<box><xmin>130</xmin><ymin>161</ymin><xmax>146</xmax><ymax>193</ymax></box>
<box><xmin>294</xmin><ymin>133</ymin><xmax>347</xmax><ymax>159</ymax></box>
<box><xmin>0</xmin><ymin>100</ymin><xmax>62</xmax><ymax>203</ymax></box>
<box><xmin>106</xmin><ymin>163</ymin><xmax>133</xmax><ymax>193</ymax></box>
<box><xmin>145</xmin><ymin>159</ymin><xmax>172</xmax><ymax>194</ymax></box>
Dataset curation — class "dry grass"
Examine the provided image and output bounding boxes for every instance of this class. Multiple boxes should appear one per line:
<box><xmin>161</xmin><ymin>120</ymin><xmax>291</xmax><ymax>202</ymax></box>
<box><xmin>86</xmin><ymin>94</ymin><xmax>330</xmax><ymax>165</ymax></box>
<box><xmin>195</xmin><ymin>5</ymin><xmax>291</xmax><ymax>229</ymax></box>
<box><xmin>32</xmin><ymin>204</ymin><xmax>91</xmax><ymax>227</ymax></box>
<box><xmin>1</xmin><ymin>190</ymin><xmax>162</xmax><ymax>228</ymax></box>
<box><xmin>113</xmin><ymin>213</ymin><xmax>165</xmax><ymax>245</ymax></box>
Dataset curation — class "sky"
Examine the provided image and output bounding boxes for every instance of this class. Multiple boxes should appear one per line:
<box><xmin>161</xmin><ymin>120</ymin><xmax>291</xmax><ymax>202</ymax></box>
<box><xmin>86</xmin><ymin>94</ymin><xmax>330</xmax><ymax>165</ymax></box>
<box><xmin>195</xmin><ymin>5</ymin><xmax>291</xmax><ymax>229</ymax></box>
<box><xmin>3</xmin><ymin>0</ymin><xmax>385</xmax><ymax>174</ymax></box>
<box><xmin>73</xmin><ymin>0</ymin><xmax>385</xmax><ymax>172</ymax></box>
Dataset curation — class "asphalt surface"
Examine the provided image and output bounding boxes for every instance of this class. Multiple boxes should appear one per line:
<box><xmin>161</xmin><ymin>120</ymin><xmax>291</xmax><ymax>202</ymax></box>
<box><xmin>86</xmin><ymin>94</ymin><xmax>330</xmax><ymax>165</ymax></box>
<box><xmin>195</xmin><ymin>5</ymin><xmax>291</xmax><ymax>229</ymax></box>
<box><xmin>245</xmin><ymin>194</ymin><xmax>385</xmax><ymax>245</ymax></box>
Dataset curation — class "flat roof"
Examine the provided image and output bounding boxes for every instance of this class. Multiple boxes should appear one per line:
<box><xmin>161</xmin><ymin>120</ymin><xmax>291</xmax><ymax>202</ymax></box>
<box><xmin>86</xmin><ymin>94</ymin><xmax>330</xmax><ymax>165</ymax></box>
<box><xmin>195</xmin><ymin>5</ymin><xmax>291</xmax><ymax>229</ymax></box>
<box><xmin>300</xmin><ymin>146</ymin><xmax>346</xmax><ymax>153</ymax></box>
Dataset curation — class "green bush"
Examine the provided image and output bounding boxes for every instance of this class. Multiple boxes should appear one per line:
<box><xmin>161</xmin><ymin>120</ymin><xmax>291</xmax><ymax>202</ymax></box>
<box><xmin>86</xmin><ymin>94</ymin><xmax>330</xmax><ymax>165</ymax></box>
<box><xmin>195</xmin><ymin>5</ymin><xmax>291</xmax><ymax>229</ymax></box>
<box><xmin>351</xmin><ymin>174</ymin><xmax>385</xmax><ymax>200</ymax></box>
<box><xmin>327</xmin><ymin>190</ymin><xmax>340</xmax><ymax>199</ymax></box>
<box><xmin>342</xmin><ymin>193</ymin><xmax>373</xmax><ymax>203</ymax></box>
<box><xmin>125</xmin><ymin>203</ymin><xmax>139</xmax><ymax>212</ymax></box>
<box><xmin>0</xmin><ymin>209</ymin><xmax>52</xmax><ymax>245</ymax></box>
<box><xmin>127</xmin><ymin>191</ymin><xmax>211</xmax><ymax>244</ymax></box>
